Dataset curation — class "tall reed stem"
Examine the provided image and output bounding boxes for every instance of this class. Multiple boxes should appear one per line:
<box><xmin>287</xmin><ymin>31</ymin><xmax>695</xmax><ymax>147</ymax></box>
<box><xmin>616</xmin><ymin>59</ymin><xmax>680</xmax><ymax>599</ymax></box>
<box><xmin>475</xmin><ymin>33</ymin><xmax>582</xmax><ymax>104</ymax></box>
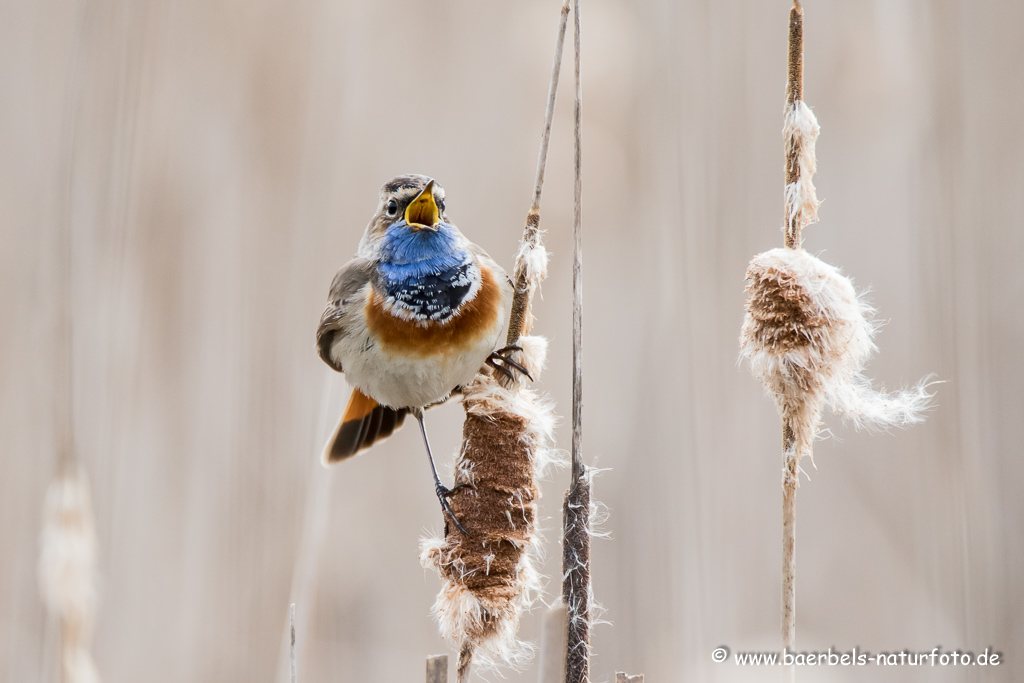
<box><xmin>563</xmin><ymin>1</ymin><xmax>591</xmax><ymax>682</ymax></box>
<box><xmin>782</xmin><ymin>4</ymin><xmax>804</xmax><ymax>680</ymax></box>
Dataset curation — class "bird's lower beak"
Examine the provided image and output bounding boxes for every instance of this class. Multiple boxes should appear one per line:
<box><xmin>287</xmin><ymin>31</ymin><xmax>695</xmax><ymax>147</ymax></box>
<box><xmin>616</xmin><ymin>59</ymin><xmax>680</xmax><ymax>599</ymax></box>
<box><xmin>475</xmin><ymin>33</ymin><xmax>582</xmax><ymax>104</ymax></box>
<box><xmin>404</xmin><ymin>180</ymin><xmax>440</xmax><ymax>231</ymax></box>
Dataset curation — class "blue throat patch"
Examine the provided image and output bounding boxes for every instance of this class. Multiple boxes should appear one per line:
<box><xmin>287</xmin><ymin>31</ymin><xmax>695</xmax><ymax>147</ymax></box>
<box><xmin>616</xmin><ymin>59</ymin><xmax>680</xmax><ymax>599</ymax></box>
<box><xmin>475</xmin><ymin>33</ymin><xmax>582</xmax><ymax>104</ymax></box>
<box><xmin>377</xmin><ymin>222</ymin><xmax>477</xmax><ymax>321</ymax></box>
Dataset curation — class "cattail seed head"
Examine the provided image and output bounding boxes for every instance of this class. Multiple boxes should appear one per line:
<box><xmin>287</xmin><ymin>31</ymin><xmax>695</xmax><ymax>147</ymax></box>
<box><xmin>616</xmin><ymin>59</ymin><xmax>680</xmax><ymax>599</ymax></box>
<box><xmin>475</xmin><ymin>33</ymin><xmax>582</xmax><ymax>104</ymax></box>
<box><xmin>741</xmin><ymin>247</ymin><xmax>934</xmax><ymax>469</ymax></box>
<box><xmin>421</xmin><ymin>336</ymin><xmax>560</xmax><ymax>677</ymax></box>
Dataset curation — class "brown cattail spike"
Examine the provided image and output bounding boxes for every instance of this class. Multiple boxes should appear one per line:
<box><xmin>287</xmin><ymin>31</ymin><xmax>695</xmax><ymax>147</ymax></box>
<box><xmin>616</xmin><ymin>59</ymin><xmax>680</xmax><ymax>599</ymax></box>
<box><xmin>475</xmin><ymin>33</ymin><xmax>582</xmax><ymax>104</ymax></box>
<box><xmin>562</xmin><ymin>472</ymin><xmax>591</xmax><ymax>683</ymax></box>
<box><xmin>420</xmin><ymin>337</ymin><xmax>559</xmax><ymax>677</ymax></box>
<box><xmin>786</xmin><ymin>1</ymin><xmax>803</xmax><ymax>110</ymax></box>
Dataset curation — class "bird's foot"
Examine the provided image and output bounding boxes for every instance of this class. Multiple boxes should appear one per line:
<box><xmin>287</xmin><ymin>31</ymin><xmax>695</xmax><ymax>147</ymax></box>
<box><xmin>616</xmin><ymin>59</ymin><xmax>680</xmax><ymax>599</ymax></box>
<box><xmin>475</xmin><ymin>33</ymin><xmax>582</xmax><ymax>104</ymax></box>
<box><xmin>487</xmin><ymin>345</ymin><xmax>533</xmax><ymax>382</ymax></box>
<box><xmin>436</xmin><ymin>482</ymin><xmax>471</xmax><ymax>536</ymax></box>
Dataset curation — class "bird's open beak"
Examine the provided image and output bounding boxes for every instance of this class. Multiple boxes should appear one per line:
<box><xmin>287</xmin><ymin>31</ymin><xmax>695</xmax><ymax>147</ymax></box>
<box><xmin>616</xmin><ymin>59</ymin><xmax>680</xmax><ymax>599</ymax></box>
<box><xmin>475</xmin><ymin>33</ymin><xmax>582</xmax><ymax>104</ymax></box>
<box><xmin>404</xmin><ymin>180</ymin><xmax>440</xmax><ymax>231</ymax></box>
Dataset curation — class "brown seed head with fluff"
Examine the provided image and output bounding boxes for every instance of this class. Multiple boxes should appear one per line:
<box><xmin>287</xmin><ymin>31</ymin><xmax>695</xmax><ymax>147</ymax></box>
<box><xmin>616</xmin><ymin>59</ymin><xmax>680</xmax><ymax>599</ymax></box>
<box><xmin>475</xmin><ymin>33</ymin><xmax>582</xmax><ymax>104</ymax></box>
<box><xmin>741</xmin><ymin>248</ymin><xmax>935</xmax><ymax>470</ymax></box>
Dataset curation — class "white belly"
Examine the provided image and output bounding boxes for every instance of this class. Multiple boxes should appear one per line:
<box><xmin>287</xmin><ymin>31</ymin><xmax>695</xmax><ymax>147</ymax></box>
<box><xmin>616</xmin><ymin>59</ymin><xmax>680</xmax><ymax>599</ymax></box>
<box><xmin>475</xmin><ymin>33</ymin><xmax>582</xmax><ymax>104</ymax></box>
<box><xmin>331</xmin><ymin>311</ymin><xmax>504</xmax><ymax>409</ymax></box>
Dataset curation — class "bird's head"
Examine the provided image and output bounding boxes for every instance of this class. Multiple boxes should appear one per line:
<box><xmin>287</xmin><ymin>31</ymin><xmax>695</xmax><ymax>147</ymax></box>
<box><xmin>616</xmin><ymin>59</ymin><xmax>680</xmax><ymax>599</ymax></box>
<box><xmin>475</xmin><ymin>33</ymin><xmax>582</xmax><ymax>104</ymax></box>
<box><xmin>367</xmin><ymin>174</ymin><xmax>449</xmax><ymax>240</ymax></box>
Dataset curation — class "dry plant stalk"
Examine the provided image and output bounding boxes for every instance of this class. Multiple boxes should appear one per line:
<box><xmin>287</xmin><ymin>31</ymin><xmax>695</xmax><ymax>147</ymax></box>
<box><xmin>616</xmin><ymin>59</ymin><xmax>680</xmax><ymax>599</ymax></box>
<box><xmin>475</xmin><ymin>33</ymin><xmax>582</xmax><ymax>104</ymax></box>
<box><xmin>419</xmin><ymin>5</ymin><xmax>569</xmax><ymax>681</ymax></box>
<box><xmin>740</xmin><ymin>3</ymin><xmax>934</xmax><ymax>673</ymax></box>
<box><xmin>563</xmin><ymin>1</ymin><xmax>592</xmax><ymax>682</ymax></box>
<box><xmin>39</xmin><ymin>465</ymin><xmax>101</xmax><ymax>683</ymax></box>
<box><xmin>425</xmin><ymin>655</ymin><xmax>448</xmax><ymax>683</ymax></box>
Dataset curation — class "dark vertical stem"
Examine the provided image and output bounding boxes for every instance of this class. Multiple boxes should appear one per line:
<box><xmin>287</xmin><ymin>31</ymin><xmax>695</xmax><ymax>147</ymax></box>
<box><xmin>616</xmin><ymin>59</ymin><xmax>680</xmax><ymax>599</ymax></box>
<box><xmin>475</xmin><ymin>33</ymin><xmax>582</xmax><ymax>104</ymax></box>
<box><xmin>570</xmin><ymin>0</ymin><xmax>583</xmax><ymax>484</ymax></box>
<box><xmin>563</xmin><ymin>1</ymin><xmax>590</xmax><ymax>683</ymax></box>
<box><xmin>563</xmin><ymin>477</ymin><xmax>590</xmax><ymax>683</ymax></box>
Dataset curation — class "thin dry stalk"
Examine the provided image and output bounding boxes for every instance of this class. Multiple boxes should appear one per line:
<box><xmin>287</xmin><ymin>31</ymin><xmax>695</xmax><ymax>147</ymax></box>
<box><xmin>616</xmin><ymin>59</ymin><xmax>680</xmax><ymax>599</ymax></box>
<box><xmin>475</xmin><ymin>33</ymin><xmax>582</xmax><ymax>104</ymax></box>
<box><xmin>505</xmin><ymin>1</ymin><xmax>569</xmax><ymax>350</ymax></box>
<box><xmin>782</xmin><ymin>426</ymin><xmax>797</xmax><ymax>676</ymax></box>
<box><xmin>563</xmin><ymin>1</ymin><xmax>592</xmax><ymax>682</ymax></box>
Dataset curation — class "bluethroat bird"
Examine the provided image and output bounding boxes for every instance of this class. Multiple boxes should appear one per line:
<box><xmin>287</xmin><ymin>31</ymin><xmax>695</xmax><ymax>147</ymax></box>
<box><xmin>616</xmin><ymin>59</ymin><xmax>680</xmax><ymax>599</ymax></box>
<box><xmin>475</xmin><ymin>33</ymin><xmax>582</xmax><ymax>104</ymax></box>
<box><xmin>316</xmin><ymin>174</ymin><xmax>529</xmax><ymax>534</ymax></box>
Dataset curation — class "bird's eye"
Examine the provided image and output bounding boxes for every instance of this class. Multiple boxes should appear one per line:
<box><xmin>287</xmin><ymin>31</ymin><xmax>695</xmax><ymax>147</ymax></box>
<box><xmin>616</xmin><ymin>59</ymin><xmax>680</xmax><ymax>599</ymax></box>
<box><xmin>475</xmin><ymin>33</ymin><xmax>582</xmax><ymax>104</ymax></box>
<box><xmin>438</xmin><ymin>199</ymin><xmax>446</xmax><ymax>213</ymax></box>
<box><xmin>386</xmin><ymin>199</ymin><xmax>398</xmax><ymax>216</ymax></box>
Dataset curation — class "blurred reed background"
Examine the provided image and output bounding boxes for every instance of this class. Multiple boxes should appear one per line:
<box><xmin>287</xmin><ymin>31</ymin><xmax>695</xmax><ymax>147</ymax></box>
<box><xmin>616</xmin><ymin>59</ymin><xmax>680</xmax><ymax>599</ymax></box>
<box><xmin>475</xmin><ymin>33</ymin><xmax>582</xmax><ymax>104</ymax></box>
<box><xmin>2</xmin><ymin>0</ymin><xmax>1021</xmax><ymax>681</ymax></box>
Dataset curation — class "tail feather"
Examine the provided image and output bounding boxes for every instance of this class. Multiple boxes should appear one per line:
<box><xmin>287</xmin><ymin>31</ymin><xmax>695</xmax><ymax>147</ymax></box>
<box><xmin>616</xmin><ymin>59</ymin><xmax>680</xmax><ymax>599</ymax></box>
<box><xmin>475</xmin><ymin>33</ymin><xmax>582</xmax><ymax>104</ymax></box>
<box><xmin>322</xmin><ymin>388</ymin><xmax>408</xmax><ymax>464</ymax></box>
<box><xmin>377</xmin><ymin>406</ymin><xmax>404</xmax><ymax>441</ymax></box>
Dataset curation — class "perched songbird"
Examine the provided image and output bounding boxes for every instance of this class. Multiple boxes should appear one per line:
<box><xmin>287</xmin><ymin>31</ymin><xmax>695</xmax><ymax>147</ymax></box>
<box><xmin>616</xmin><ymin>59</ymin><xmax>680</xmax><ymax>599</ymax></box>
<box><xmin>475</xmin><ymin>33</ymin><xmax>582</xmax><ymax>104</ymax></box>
<box><xmin>316</xmin><ymin>175</ymin><xmax>528</xmax><ymax>533</ymax></box>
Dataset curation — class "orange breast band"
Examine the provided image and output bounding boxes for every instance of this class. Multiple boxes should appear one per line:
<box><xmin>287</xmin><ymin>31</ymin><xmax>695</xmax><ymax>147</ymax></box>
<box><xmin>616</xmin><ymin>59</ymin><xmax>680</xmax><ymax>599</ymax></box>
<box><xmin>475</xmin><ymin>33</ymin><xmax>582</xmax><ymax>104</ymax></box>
<box><xmin>364</xmin><ymin>266</ymin><xmax>502</xmax><ymax>358</ymax></box>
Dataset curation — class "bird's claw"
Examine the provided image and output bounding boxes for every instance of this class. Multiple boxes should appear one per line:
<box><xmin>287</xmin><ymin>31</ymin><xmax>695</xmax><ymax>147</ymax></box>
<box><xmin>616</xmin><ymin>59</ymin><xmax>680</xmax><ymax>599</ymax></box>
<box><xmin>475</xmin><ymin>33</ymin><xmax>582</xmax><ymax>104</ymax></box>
<box><xmin>436</xmin><ymin>483</ymin><xmax>471</xmax><ymax>536</ymax></box>
<box><xmin>487</xmin><ymin>345</ymin><xmax>533</xmax><ymax>382</ymax></box>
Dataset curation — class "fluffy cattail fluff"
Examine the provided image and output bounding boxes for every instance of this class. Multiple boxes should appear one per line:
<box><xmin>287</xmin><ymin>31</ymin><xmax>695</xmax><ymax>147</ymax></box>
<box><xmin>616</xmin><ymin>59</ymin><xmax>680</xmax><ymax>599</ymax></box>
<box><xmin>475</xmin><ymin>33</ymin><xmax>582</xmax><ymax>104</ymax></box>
<box><xmin>508</xmin><ymin>217</ymin><xmax>549</xmax><ymax>340</ymax></box>
<box><xmin>420</xmin><ymin>336</ymin><xmax>561</xmax><ymax>681</ymax></box>
<box><xmin>741</xmin><ymin>247</ymin><xmax>934</xmax><ymax>472</ymax></box>
<box><xmin>39</xmin><ymin>465</ymin><xmax>101</xmax><ymax>683</ymax></box>
<box><xmin>783</xmin><ymin>101</ymin><xmax>820</xmax><ymax>245</ymax></box>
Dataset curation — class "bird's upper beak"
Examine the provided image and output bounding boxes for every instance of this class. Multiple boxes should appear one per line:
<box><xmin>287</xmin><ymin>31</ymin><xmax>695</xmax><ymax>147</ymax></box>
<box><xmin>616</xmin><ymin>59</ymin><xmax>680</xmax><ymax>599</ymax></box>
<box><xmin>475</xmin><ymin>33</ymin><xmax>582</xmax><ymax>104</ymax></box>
<box><xmin>404</xmin><ymin>180</ymin><xmax>440</xmax><ymax>231</ymax></box>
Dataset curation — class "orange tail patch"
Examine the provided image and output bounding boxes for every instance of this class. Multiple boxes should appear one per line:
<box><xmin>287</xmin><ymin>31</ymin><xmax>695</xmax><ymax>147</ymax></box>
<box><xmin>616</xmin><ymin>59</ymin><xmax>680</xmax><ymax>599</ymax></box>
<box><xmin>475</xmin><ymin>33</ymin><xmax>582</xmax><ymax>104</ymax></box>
<box><xmin>322</xmin><ymin>388</ymin><xmax>407</xmax><ymax>464</ymax></box>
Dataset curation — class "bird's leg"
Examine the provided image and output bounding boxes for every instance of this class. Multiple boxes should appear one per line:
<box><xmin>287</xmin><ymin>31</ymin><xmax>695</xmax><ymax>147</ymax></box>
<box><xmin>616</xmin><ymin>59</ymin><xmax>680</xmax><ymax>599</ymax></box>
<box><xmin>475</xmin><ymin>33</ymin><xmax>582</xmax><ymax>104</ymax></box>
<box><xmin>487</xmin><ymin>344</ymin><xmax>533</xmax><ymax>382</ymax></box>
<box><xmin>412</xmin><ymin>408</ymin><xmax>470</xmax><ymax>536</ymax></box>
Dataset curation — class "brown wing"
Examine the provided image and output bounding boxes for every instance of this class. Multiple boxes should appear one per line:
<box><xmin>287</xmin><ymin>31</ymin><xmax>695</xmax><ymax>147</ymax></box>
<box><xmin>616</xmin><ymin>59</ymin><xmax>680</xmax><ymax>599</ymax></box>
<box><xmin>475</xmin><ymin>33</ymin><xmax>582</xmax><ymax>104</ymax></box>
<box><xmin>321</xmin><ymin>388</ymin><xmax>408</xmax><ymax>464</ymax></box>
<box><xmin>316</xmin><ymin>258</ymin><xmax>375</xmax><ymax>373</ymax></box>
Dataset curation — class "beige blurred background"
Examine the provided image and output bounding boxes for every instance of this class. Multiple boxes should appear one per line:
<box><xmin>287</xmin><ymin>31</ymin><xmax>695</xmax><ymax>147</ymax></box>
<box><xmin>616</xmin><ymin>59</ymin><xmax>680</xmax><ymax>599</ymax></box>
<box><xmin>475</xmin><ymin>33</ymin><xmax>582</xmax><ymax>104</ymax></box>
<box><xmin>2</xmin><ymin>0</ymin><xmax>1021</xmax><ymax>681</ymax></box>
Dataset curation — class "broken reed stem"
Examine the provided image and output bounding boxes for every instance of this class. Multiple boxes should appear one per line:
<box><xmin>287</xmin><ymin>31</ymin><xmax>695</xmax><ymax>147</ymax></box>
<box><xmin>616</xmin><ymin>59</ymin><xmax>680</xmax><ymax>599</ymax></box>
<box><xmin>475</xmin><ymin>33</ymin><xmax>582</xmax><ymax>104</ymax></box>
<box><xmin>563</xmin><ymin>2</ymin><xmax>591</xmax><ymax>683</ymax></box>
<box><xmin>506</xmin><ymin>1</ymin><xmax>571</xmax><ymax>347</ymax></box>
<box><xmin>426</xmin><ymin>655</ymin><xmax>448</xmax><ymax>683</ymax></box>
